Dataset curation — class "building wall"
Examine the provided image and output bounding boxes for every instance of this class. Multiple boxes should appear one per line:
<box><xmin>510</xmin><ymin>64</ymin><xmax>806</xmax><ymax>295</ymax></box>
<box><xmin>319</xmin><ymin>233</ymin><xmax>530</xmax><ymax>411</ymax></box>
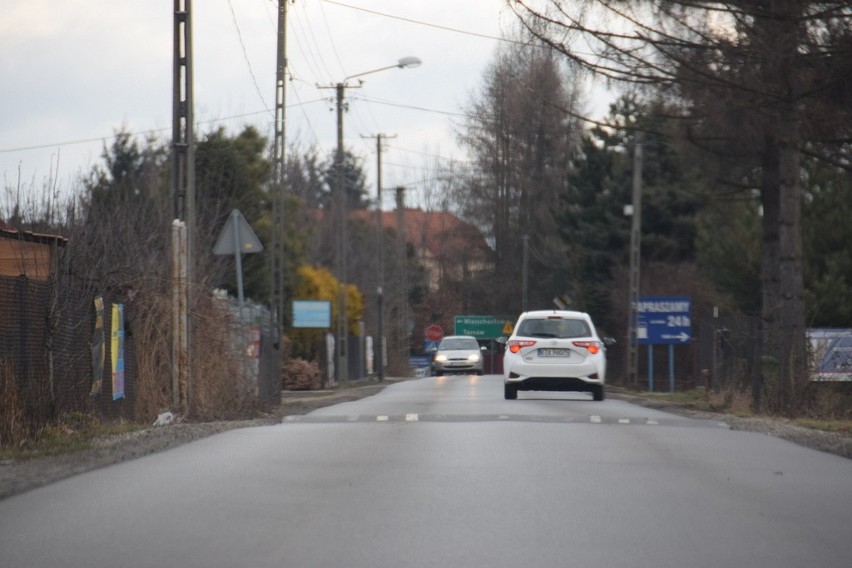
<box><xmin>0</xmin><ymin>239</ymin><xmax>52</xmax><ymax>279</ymax></box>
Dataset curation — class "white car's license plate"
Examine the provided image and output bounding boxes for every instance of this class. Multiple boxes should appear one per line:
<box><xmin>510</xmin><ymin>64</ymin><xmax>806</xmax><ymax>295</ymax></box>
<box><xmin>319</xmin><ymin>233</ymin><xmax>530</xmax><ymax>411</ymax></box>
<box><xmin>538</xmin><ymin>348</ymin><xmax>572</xmax><ymax>357</ymax></box>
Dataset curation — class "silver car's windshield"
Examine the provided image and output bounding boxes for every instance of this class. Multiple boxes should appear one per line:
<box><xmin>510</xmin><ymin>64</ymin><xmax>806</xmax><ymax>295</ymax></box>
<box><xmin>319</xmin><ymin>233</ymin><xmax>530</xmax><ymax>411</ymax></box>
<box><xmin>517</xmin><ymin>318</ymin><xmax>591</xmax><ymax>339</ymax></box>
<box><xmin>439</xmin><ymin>338</ymin><xmax>479</xmax><ymax>350</ymax></box>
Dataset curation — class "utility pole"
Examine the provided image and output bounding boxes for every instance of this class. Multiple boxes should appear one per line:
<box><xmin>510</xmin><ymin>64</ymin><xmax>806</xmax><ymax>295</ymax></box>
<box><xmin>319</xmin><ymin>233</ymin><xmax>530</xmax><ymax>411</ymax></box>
<box><xmin>318</xmin><ymin>58</ymin><xmax>419</xmax><ymax>383</ymax></box>
<box><xmin>172</xmin><ymin>0</ymin><xmax>194</xmax><ymax>410</ymax></box>
<box><xmin>317</xmin><ymin>80</ymin><xmax>361</xmax><ymax>384</ymax></box>
<box><xmin>271</xmin><ymin>0</ymin><xmax>289</xmax><ymax>339</ymax></box>
<box><xmin>627</xmin><ymin>132</ymin><xmax>643</xmax><ymax>385</ymax></box>
<box><xmin>362</xmin><ymin>133</ymin><xmax>396</xmax><ymax>381</ymax></box>
<box><xmin>395</xmin><ymin>187</ymin><xmax>407</xmax><ymax>360</ymax></box>
<box><xmin>335</xmin><ymin>83</ymin><xmax>349</xmax><ymax>383</ymax></box>
<box><xmin>522</xmin><ymin>234</ymin><xmax>529</xmax><ymax>312</ymax></box>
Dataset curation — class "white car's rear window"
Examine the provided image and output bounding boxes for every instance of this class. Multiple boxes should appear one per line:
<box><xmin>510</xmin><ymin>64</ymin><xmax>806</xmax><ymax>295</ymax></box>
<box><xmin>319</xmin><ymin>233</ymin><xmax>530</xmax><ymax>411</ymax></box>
<box><xmin>517</xmin><ymin>318</ymin><xmax>591</xmax><ymax>339</ymax></box>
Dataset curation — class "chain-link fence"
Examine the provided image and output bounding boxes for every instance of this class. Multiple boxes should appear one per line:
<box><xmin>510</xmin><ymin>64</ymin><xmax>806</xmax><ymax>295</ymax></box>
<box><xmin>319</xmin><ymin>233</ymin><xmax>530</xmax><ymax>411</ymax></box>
<box><xmin>1</xmin><ymin>273</ymin><xmax>282</xmax><ymax>441</ymax></box>
<box><xmin>0</xmin><ymin>274</ymin><xmax>140</xmax><ymax>433</ymax></box>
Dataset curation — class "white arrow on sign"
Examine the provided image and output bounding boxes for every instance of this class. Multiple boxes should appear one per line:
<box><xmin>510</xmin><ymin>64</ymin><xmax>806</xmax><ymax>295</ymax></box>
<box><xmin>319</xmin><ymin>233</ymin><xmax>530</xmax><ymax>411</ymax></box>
<box><xmin>661</xmin><ymin>332</ymin><xmax>690</xmax><ymax>342</ymax></box>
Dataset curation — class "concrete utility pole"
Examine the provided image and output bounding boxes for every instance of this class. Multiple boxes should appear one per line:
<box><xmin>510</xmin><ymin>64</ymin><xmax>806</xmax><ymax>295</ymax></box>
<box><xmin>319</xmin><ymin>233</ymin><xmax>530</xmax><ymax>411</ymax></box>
<box><xmin>271</xmin><ymin>0</ymin><xmax>289</xmax><ymax>338</ymax></box>
<box><xmin>334</xmin><ymin>83</ymin><xmax>351</xmax><ymax>383</ymax></box>
<box><xmin>172</xmin><ymin>0</ymin><xmax>194</xmax><ymax>409</ymax></box>
<box><xmin>362</xmin><ymin>133</ymin><xmax>396</xmax><ymax>381</ymax></box>
<box><xmin>522</xmin><ymin>234</ymin><xmax>529</xmax><ymax>312</ymax></box>
<box><xmin>395</xmin><ymin>186</ymin><xmax>407</xmax><ymax>359</ymax></box>
<box><xmin>626</xmin><ymin>133</ymin><xmax>643</xmax><ymax>385</ymax></box>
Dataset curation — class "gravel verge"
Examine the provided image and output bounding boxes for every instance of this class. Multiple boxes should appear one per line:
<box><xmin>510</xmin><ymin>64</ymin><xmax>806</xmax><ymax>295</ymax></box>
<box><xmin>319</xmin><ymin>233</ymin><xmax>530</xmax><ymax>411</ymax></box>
<box><xmin>610</xmin><ymin>391</ymin><xmax>852</xmax><ymax>460</ymax></box>
<box><xmin>2</xmin><ymin>380</ymin><xmax>849</xmax><ymax>500</ymax></box>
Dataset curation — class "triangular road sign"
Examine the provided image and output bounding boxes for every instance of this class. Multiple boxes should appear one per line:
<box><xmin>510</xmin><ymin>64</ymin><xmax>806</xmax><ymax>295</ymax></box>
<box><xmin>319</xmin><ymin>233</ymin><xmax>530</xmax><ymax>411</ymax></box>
<box><xmin>213</xmin><ymin>209</ymin><xmax>264</xmax><ymax>255</ymax></box>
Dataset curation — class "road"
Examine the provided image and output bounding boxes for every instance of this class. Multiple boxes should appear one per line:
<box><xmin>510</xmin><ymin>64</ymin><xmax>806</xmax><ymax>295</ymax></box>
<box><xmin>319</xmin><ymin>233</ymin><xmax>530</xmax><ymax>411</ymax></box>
<box><xmin>2</xmin><ymin>375</ymin><xmax>851</xmax><ymax>568</ymax></box>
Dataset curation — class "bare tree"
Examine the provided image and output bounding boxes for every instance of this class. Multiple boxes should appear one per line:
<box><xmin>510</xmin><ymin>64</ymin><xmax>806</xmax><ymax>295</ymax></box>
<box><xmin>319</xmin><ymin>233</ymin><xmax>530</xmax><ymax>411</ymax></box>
<box><xmin>459</xmin><ymin>41</ymin><xmax>585</xmax><ymax>313</ymax></box>
<box><xmin>510</xmin><ymin>0</ymin><xmax>852</xmax><ymax>411</ymax></box>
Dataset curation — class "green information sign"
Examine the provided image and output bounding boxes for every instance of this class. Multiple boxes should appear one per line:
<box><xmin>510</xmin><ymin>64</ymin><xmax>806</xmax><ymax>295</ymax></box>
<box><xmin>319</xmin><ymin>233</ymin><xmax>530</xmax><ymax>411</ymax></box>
<box><xmin>453</xmin><ymin>315</ymin><xmax>513</xmax><ymax>339</ymax></box>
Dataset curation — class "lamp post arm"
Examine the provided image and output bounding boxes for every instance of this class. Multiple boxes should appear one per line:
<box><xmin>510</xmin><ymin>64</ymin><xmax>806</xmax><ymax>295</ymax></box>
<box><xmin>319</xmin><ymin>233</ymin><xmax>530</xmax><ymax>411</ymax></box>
<box><xmin>344</xmin><ymin>64</ymin><xmax>398</xmax><ymax>83</ymax></box>
<box><xmin>343</xmin><ymin>56</ymin><xmax>421</xmax><ymax>84</ymax></box>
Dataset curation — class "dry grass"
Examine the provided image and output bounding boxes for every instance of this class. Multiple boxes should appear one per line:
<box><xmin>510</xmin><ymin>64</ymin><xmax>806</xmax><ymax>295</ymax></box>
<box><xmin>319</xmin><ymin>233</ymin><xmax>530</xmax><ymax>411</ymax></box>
<box><xmin>188</xmin><ymin>293</ymin><xmax>257</xmax><ymax>421</ymax></box>
<box><xmin>0</xmin><ymin>411</ymin><xmax>143</xmax><ymax>461</ymax></box>
<box><xmin>0</xmin><ymin>360</ymin><xmax>28</xmax><ymax>447</ymax></box>
<box><xmin>124</xmin><ymin>288</ymin><xmax>260</xmax><ymax>424</ymax></box>
<box><xmin>620</xmin><ymin>380</ymin><xmax>852</xmax><ymax>433</ymax></box>
<box><xmin>132</xmin><ymin>294</ymin><xmax>172</xmax><ymax>423</ymax></box>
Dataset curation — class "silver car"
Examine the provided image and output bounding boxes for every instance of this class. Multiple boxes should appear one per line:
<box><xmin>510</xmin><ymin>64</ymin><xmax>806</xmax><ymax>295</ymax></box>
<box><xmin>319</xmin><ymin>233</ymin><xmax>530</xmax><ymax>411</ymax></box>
<box><xmin>501</xmin><ymin>310</ymin><xmax>609</xmax><ymax>400</ymax></box>
<box><xmin>431</xmin><ymin>335</ymin><xmax>485</xmax><ymax>376</ymax></box>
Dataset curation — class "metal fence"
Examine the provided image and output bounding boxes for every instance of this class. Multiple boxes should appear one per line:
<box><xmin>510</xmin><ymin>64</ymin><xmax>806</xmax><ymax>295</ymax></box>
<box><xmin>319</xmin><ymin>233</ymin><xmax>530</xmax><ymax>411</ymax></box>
<box><xmin>1</xmin><ymin>274</ymin><xmax>281</xmax><ymax>434</ymax></box>
<box><xmin>0</xmin><ymin>275</ymin><xmax>135</xmax><ymax>430</ymax></box>
<box><xmin>616</xmin><ymin>313</ymin><xmax>761</xmax><ymax>393</ymax></box>
<box><xmin>696</xmin><ymin>313</ymin><xmax>761</xmax><ymax>392</ymax></box>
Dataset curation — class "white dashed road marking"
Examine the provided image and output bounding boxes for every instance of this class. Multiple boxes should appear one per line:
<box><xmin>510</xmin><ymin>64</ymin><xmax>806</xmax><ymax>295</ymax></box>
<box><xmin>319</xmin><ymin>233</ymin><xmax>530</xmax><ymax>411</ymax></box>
<box><xmin>282</xmin><ymin>414</ymin><xmax>729</xmax><ymax>429</ymax></box>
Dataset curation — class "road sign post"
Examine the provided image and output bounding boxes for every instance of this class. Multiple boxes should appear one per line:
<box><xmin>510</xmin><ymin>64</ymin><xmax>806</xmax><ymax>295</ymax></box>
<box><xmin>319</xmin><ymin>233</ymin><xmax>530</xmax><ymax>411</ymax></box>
<box><xmin>424</xmin><ymin>324</ymin><xmax>444</xmax><ymax>353</ymax></box>
<box><xmin>425</xmin><ymin>324</ymin><xmax>444</xmax><ymax>342</ymax></box>
<box><xmin>636</xmin><ymin>297</ymin><xmax>691</xmax><ymax>392</ymax></box>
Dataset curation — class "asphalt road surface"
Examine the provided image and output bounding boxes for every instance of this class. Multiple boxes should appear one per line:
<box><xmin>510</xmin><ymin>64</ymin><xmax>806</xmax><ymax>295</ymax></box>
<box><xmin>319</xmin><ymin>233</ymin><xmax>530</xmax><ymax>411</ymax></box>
<box><xmin>2</xmin><ymin>375</ymin><xmax>851</xmax><ymax>568</ymax></box>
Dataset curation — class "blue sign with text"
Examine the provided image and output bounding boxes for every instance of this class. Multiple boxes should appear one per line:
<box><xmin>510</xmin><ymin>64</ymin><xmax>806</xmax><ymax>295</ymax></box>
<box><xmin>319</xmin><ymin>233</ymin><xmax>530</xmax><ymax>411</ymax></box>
<box><xmin>636</xmin><ymin>296</ymin><xmax>691</xmax><ymax>345</ymax></box>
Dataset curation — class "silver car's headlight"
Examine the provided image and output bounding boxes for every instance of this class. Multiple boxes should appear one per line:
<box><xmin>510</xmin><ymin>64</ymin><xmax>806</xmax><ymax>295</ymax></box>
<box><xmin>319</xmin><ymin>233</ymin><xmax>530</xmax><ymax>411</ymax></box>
<box><xmin>434</xmin><ymin>354</ymin><xmax>448</xmax><ymax>362</ymax></box>
<box><xmin>467</xmin><ymin>353</ymin><xmax>481</xmax><ymax>362</ymax></box>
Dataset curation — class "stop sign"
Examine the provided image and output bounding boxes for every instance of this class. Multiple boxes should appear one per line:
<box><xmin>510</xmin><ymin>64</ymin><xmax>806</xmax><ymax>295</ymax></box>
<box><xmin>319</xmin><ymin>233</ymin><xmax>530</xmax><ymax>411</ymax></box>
<box><xmin>425</xmin><ymin>324</ymin><xmax>444</xmax><ymax>342</ymax></box>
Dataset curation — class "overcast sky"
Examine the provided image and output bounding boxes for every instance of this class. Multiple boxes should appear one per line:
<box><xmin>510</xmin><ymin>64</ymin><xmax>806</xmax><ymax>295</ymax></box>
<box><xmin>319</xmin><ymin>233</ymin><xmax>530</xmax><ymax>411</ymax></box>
<box><xmin>1</xmin><ymin>0</ymin><xmax>613</xmax><ymax>211</ymax></box>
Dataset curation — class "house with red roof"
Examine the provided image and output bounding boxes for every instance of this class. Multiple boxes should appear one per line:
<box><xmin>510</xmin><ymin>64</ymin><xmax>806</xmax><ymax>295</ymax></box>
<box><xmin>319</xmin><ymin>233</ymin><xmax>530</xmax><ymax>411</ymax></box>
<box><xmin>350</xmin><ymin>207</ymin><xmax>492</xmax><ymax>291</ymax></box>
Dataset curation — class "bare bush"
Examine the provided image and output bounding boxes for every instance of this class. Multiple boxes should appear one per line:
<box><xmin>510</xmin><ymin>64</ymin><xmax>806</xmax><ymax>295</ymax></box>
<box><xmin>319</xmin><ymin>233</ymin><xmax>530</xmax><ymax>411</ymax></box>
<box><xmin>283</xmin><ymin>358</ymin><xmax>322</xmax><ymax>391</ymax></box>
<box><xmin>281</xmin><ymin>336</ymin><xmax>321</xmax><ymax>391</ymax></box>
<box><xmin>189</xmin><ymin>293</ymin><xmax>258</xmax><ymax>420</ymax></box>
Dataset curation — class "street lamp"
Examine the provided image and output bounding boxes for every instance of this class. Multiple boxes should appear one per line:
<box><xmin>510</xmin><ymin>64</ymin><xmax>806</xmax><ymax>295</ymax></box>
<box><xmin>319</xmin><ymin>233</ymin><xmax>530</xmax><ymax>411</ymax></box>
<box><xmin>322</xmin><ymin>56</ymin><xmax>421</xmax><ymax>384</ymax></box>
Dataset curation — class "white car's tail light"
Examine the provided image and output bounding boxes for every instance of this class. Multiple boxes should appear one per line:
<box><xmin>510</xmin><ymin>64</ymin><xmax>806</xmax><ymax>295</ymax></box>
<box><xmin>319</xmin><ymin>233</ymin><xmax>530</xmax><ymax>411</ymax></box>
<box><xmin>572</xmin><ymin>340</ymin><xmax>601</xmax><ymax>354</ymax></box>
<box><xmin>507</xmin><ymin>339</ymin><xmax>536</xmax><ymax>353</ymax></box>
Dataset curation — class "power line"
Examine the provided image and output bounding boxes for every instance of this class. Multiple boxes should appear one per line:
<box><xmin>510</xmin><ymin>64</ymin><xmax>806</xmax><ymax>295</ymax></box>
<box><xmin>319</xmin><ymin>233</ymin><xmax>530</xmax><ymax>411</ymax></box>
<box><xmin>226</xmin><ymin>0</ymin><xmax>272</xmax><ymax>115</ymax></box>
<box><xmin>290</xmin><ymin>0</ymin><xmax>336</xmax><ymax>83</ymax></box>
<box><xmin>352</xmin><ymin>95</ymin><xmax>468</xmax><ymax>118</ymax></box>
<box><xmin>0</xmin><ymin>101</ymin><xmax>328</xmax><ymax>154</ymax></box>
<box><xmin>321</xmin><ymin>0</ymin><xmax>523</xmax><ymax>46</ymax></box>
<box><xmin>316</xmin><ymin>0</ymin><xmax>347</xmax><ymax>79</ymax></box>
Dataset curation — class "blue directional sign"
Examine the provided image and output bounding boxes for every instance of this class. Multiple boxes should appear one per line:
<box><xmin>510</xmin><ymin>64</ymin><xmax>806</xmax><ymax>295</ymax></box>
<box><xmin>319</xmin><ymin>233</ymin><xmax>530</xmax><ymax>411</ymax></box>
<box><xmin>636</xmin><ymin>296</ymin><xmax>691</xmax><ymax>345</ymax></box>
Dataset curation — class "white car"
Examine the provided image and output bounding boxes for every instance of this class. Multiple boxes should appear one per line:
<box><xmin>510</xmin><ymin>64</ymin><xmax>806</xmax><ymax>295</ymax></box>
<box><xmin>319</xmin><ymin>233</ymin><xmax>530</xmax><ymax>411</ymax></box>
<box><xmin>501</xmin><ymin>310</ymin><xmax>609</xmax><ymax>401</ymax></box>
